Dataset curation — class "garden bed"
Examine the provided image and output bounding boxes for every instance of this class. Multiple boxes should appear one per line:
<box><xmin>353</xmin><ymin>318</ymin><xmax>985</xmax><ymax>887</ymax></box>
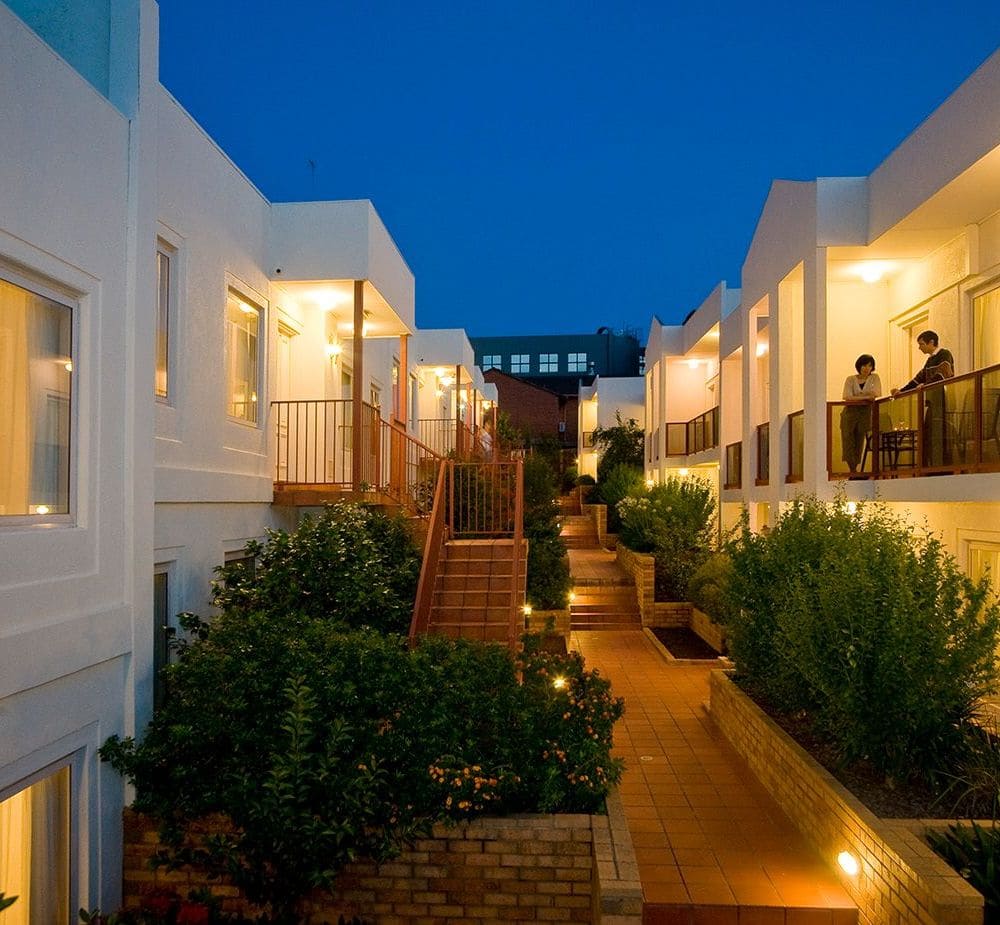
<box><xmin>649</xmin><ymin>626</ymin><xmax>720</xmax><ymax>660</ymax></box>
<box><xmin>709</xmin><ymin>670</ymin><xmax>985</xmax><ymax>925</ymax></box>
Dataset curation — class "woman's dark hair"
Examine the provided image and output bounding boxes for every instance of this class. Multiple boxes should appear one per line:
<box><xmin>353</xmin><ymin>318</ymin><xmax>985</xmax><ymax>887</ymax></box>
<box><xmin>855</xmin><ymin>354</ymin><xmax>876</xmax><ymax>373</ymax></box>
<box><xmin>917</xmin><ymin>330</ymin><xmax>939</xmax><ymax>347</ymax></box>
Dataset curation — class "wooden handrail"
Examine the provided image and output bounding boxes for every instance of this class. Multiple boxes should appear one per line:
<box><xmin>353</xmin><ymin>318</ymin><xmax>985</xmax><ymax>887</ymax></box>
<box><xmin>409</xmin><ymin>458</ymin><xmax>449</xmax><ymax>641</ymax></box>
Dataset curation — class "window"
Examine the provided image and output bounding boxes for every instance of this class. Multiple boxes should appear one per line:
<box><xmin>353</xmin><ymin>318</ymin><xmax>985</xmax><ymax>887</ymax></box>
<box><xmin>0</xmin><ymin>766</ymin><xmax>70</xmax><ymax>923</ymax></box>
<box><xmin>0</xmin><ymin>274</ymin><xmax>73</xmax><ymax>517</ymax></box>
<box><xmin>225</xmin><ymin>290</ymin><xmax>261</xmax><ymax>424</ymax></box>
<box><xmin>481</xmin><ymin>354</ymin><xmax>501</xmax><ymax>370</ymax></box>
<box><xmin>539</xmin><ymin>353</ymin><xmax>558</xmax><ymax>373</ymax></box>
<box><xmin>370</xmin><ymin>383</ymin><xmax>381</xmax><ymax>408</ymax></box>
<box><xmin>155</xmin><ymin>243</ymin><xmax>174</xmax><ymax>399</ymax></box>
<box><xmin>510</xmin><ymin>354</ymin><xmax>530</xmax><ymax>374</ymax></box>
<box><xmin>969</xmin><ymin>542</ymin><xmax>1000</xmax><ymax>599</ymax></box>
<box><xmin>153</xmin><ymin>571</ymin><xmax>172</xmax><ymax>711</ymax></box>
<box><xmin>567</xmin><ymin>352</ymin><xmax>588</xmax><ymax>372</ymax></box>
<box><xmin>974</xmin><ymin>287</ymin><xmax>1000</xmax><ymax>370</ymax></box>
<box><xmin>391</xmin><ymin>358</ymin><xmax>401</xmax><ymax>421</ymax></box>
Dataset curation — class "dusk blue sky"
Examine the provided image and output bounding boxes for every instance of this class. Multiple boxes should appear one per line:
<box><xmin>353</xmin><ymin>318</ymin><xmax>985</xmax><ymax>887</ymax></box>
<box><xmin>160</xmin><ymin>2</ymin><xmax>1000</xmax><ymax>340</ymax></box>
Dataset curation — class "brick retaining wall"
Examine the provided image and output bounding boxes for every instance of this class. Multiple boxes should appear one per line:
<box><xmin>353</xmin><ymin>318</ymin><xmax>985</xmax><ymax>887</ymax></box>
<box><xmin>124</xmin><ymin>809</ymin><xmax>598</xmax><ymax>923</ymax></box>
<box><xmin>690</xmin><ymin>606</ymin><xmax>726</xmax><ymax>653</ymax></box>
<box><xmin>614</xmin><ymin>546</ymin><xmax>654</xmax><ymax>623</ymax></box>
<box><xmin>580</xmin><ymin>503</ymin><xmax>607</xmax><ymax>548</ymax></box>
<box><xmin>708</xmin><ymin>672</ymin><xmax>984</xmax><ymax>925</ymax></box>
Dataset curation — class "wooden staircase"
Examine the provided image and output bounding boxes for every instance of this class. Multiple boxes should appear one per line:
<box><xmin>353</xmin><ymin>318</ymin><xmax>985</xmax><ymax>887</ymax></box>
<box><xmin>570</xmin><ymin>578</ymin><xmax>642</xmax><ymax>631</ymax></box>
<box><xmin>425</xmin><ymin>539</ymin><xmax>528</xmax><ymax>643</ymax></box>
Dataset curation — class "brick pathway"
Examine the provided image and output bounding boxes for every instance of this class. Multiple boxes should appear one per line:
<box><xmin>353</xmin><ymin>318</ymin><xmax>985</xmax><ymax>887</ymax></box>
<box><xmin>571</xmin><ymin>630</ymin><xmax>856</xmax><ymax>925</ymax></box>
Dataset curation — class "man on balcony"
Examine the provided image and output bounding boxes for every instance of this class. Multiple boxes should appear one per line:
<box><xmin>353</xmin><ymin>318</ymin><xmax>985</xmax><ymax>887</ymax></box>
<box><xmin>891</xmin><ymin>331</ymin><xmax>955</xmax><ymax>467</ymax></box>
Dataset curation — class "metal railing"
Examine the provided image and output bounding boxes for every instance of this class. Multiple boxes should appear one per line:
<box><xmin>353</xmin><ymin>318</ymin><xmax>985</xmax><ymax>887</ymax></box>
<box><xmin>663</xmin><ymin>406</ymin><xmax>720</xmax><ymax>456</ymax></box>
<box><xmin>272</xmin><ymin>399</ymin><xmax>380</xmax><ymax>488</ymax></box>
<box><xmin>786</xmin><ymin>410</ymin><xmax>804</xmax><ymax>483</ymax></box>
<box><xmin>417</xmin><ymin>418</ymin><xmax>487</xmax><ymax>459</ymax></box>
<box><xmin>724</xmin><ymin>441</ymin><xmax>742</xmax><ymax>489</ymax></box>
<box><xmin>756</xmin><ymin>422</ymin><xmax>770</xmax><ymax>485</ymax></box>
<box><xmin>377</xmin><ymin>420</ymin><xmax>441</xmax><ymax>514</ymax></box>
<box><xmin>826</xmin><ymin>362</ymin><xmax>1000</xmax><ymax>480</ymax></box>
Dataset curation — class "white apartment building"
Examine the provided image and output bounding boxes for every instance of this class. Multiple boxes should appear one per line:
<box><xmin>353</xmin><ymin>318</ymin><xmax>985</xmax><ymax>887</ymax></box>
<box><xmin>577</xmin><ymin>376</ymin><xmax>646</xmax><ymax>481</ymax></box>
<box><xmin>0</xmin><ymin>1</ymin><xmax>491</xmax><ymax>915</ymax></box>
<box><xmin>646</xmin><ymin>48</ymin><xmax>1000</xmax><ymax>586</ymax></box>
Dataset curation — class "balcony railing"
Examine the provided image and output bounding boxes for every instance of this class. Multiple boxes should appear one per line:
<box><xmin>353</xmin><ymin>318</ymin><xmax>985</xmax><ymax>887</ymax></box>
<box><xmin>724</xmin><ymin>441</ymin><xmax>742</xmax><ymax>489</ymax></box>
<box><xmin>826</xmin><ymin>362</ymin><xmax>1000</xmax><ymax>480</ymax></box>
<box><xmin>418</xmin><ymin>418</ymin><xmax>488</xmax><ymax>460</ymax></box>
<box><xmin>663</xmin><ymin>406</ymin><xmax>720</xmax><ymax>457</ymax></box>
<box><xmin>786</xmin><ymin>410</ymin><xmax>804</xmax><ymax>483</ymax></box>
<box><xmin>272</xmin><ymin>399</ymin><xmax>442</xmax><ymax>513</ymax></box>
<box><xmin>756</xmin><ymin>422</ymin><xmax>769</xmax><ymax>485</ymax></box>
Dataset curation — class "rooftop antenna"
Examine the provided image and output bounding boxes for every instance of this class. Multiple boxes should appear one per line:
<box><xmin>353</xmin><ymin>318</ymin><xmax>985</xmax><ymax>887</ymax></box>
<box><xmin>307</xmin><ymin>158</ymin><xmax>317</xmax><ymax>197</ymax></box>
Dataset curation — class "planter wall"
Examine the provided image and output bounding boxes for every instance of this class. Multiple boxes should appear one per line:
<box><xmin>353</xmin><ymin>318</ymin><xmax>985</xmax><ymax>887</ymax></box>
<box><xmin>124</xmin><ymin>809</ymin><xmax>601</xmax><ymax>923</ymax></box>
<box><xmin>580</xmin><ymin>502</ymin><xmax>607</xmax><ymax>547</ymax></box>
<box><xmin>526</xmin><ymin>608</ymin><xmax>571</xmax><ymax>639</ymax></box>
<box><xmin>690</xmin><ymin>606</ymin><xmax>726</xmax><ymax>653</ymax></box>
<box><xmin>708</xmin><ymin>672</ymin><xmax>984</xmax><ymax>925</ymax></box>
<box><xmin>649</xmin><ymin>601</ymin><xmax>691</xmax><ymax>628</ymax></box>
<box><xmin>615</xmin><ymin>545</ymin><xmax>654</xmax><ymax>623</ymax></box>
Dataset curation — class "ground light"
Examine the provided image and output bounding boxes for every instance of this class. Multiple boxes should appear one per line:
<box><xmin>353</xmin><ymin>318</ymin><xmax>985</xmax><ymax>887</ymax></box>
<box><xmin>552</xmin><ymin>676</ymin><xmax>567</xmax><ymax>690</ymax></box>
<box><xmin>837</xmin><ymin>851</ymin><xmax>859</xmax><ymax>876</ymax></box>
<box><xmin>522</xmin><ymin>604</ymin><xmax>532</xmax><ymax>616</ymax></box>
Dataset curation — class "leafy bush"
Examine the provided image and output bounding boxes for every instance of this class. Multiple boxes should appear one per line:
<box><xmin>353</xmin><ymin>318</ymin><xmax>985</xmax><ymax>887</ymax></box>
<box><xmin>591</xmin><ymin>412</ymin><xmax>644</xmax><ymax>484</ymax></box>
<box><xmin>725</xmin><ymin>498</ymin><xmax>1000</xmax><ymax>783</ymax></box>
<box><xmin>576</xmin><ymin>473</ymin><xmax>596</xmax><ymax>487</ymax></box>
<box><xmin>927</xmin><ymin>822</ymin><xmax>1000</xmax><ymax>922</ymax></box>
<box><xmin>617</xmin><ymin>476</ymin><xmax>716</xmax><ymax>601</ymax></box>
<box><xmin>593</xmin><ymin>463</ymin><xmax>644</xmax><ymax>532</ymax></box>
<box><xmin>102</xmin><ymin>617</ymin><xmax>622</xmax><ymax>921</ymax></box>
<box><xmin>212</xmin><ymin>504</ymin><xmax>420</xmax><ymax>635</ymax></box>
<box><xmin>560</xmin><ymin>465</ymin><xmax>578</xmax><ymax>493</ymax></box>
<box><xmin>523</xmin><ymin>456</ymin><xmax>572</xmax><ymax>610</ymax></box>
<box><xmin>687</xmin><ymin>552</ymin><xmax>733</xmax><ymax>624</ymax></box>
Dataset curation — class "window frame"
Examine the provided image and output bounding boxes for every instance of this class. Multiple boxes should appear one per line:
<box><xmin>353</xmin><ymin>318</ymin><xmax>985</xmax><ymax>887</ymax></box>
<box><xmin>510</xmin><ymin>353</ymin><xmax>530</xmax><ymax>374</ymax></box>
<box><xmin>225</xmin><ymin>287</ymin><xmax>264</xmax><ymax>427</ymax></box>
<box><xmin>481</xmin><ymin>354</ymin><xmax>501</xmax><ymax>371</ymax></box>
<box><xmin>154</xmin><ymin>239</ymin><xmax>177</xmax><ymax>403</ymax></box>
<box><xmin>538</xmin><ymin>352</ymin><xmax>559</xmax><ymax>373</ymax></box>
<box><xmin>567</xmin><ymin>352</ymin><xmax>588</xmax><ymax>373</ymax></box>
<box><xmin>0</xmin><ymin>264</ymin><xmax>78</xmax><ymax>525</ymax></box>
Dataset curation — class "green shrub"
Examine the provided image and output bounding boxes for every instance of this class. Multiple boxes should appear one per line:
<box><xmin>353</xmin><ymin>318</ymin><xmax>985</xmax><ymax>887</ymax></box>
<box><xmin>928</xmin><ymin>822</ymin><xmax>1000</xmax><ymax>922</ymax></box>
<box><xmin>102</xmin><ymin>617</ymin><xmax>623</xmax><ymax>920</ymax></box>
<box><xmin>617</xmin><ymin>477</ymin><xmax>716</xmax><ymax>601</ymax></box>
<box><xmin>725</xmin><ymin>498</ymin><xmax>1000</xmax><ymax>783</ymax></box>
<box><xmin>687</xmin><ymin>552</ymin><xmax>733</xmax><ymax>624</ymax></box>
<box><xmin>560</xmin><ymin>465</ymin><xmax>579</xmax><ymax>493</ymax></box>
<box><xmin>593</xmin><ymin>463</ymin><xmax>644</xmax><ymax>532</ymax></box>
<box><xmin>576</xmin><ymin>473</ymin><xmax>596</xmax><ymax>487</ymax></box>
<box><xmin>212</xmin><ymin>503</ymin><xmax>420</xmax><ymax>635</ymax></box>
<box><xmin>523</xmin><ymin>456</ymin><xmax>572</xmax><ymax>610</ymax></box>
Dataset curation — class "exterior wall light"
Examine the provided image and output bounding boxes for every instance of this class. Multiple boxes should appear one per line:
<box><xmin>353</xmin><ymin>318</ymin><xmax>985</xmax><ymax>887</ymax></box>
<box><xmin>522</xmin><ymin>604</ymin><xmax>532</xmax><ymax>616</ymax></box>
<box><xmin>678</xmin><ymin>468</ymin><xmax>689</xmax><ymax>477</ymax></box>
<box><xmin>837</xmin><ymin>851</ymin><xmax>859</xmax><ymax>876</ymax></box>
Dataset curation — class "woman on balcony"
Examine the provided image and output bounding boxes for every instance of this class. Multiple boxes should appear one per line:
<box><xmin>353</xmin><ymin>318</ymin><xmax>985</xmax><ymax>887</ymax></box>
<box><xmin>841</xmin><ymin>354</ymin><xmax>882</xmax><ymax>476</ymax></box>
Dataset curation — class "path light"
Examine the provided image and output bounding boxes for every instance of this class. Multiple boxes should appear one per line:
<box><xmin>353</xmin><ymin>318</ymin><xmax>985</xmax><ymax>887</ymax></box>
<box><xmin>568</xmin><ymin>591</ymin><xmax>576</xmax><ymax>603</ymax></box>
<box><xmin>837</xmin><ymin>851</ymin><xmax>859</xmax><ymax>876</ymax></box>
<box><xmin>522</xmin><ymin>604</ymin><xmax>532</xmax><ymax>616</ymax></box>
<box><xmin>552</xmin><ymin>676</ymin><xmax>567</xmax><ymax>690</ymax></box>
<box><xmin>645</xmin><ymin>479</ymin><xmax>654</xmax><ymax>489</ymax></box>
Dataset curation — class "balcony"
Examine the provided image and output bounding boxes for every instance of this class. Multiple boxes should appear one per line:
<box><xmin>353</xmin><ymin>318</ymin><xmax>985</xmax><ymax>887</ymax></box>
<box><xmin>826</xmin><ymin>363</ymin><xmax>1000</xmax><ymax>480</ymax></box>
<box><xmin>271</xmin><ymin>399</ymin><xmax>440</xmax><ymax>511</ymax></box>
<box><xmin>663</xmin><ymin>406</ymin><xmax>720</xmax><ymax>457</ymax></box>
<box><xmin>418</xmin><ymin>418</ymin><xmax>492</xmax><ymax>459</ymax></box>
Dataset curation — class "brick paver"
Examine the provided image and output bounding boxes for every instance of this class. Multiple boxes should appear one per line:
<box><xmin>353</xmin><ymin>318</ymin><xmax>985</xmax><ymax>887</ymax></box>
<box><xmin>571</xmin><ymin>630</ymin><xmax>856</xmax><ymax>925</ymax></box>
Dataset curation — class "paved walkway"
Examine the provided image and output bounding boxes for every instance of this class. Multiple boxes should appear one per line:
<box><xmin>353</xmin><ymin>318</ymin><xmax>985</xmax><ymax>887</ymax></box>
<box><xmin>571</xmin><ymin>630</ymin><xmax>856</xmax><ymax>925</ymax></box>
<box><xmin>567</xmin><ymin>546</ymin><xmax>630</xmax><ymax>583</ymax></box>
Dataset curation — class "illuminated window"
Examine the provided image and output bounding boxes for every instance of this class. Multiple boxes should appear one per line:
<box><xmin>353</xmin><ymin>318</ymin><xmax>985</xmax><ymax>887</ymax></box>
<box><xmin>974</xmin><ymin>287</ymin><xmax>1000</xmax><ymax>369</ymax></box>
<box><xmin>0</xmin><ymin>274</ymin><xmax>72</xmax><ymax>517</ymax></box>
<box><xmin>225</xmin><ymin>290</ymin><xmax>261</xmax><ymax>424</ymax></box>
<box><xmin>510</xmin><ymin>354</ymin><xmax>530</xmax><ymax>373</ymax></box>
<box><xmin>481</xmin><ymin>354</ymin><xmax>501</xmax><ymax>370</ymax></box>
<box><xmin>539</xmin><ymin>353</ymin><xmax>558</xmax><ymax>372</ymax></box>
<box><xmin>567</xmin><ymin>352</ymin><xmax>588</xmax><ymax>372</ymax></box>
<box><xmin>0</xmin><ymin>766</ymin><xmax>70</xmax><ymax>924</ymax></box>
<box><xmin>155</xmin><ymin>243</ymin><xmax>174</xmax><ymax>399</ymax></box>
<box><xmin>969</xmin><ymin>542</ymin><xmax>1000</xmax><ymax>598</ymax></box>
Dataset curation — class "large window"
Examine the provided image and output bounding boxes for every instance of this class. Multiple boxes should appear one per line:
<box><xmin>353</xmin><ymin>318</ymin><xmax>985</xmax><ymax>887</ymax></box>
<box><xmin>0</xmin><ymin>767</ymin><xmax>70</xmax><ymax>924</ymax></box>
<box><xmin>481</xmin><ymin>354</ymin><xmax>501</xmax><ymax>370</ymax></box>
<box><xmin>225</xmin><ymin>290</ymin><xmax>261</xmax><ymax>424</ymax></box>
<box><xmin>510</xmin><ymin>354</ymin><xmax>530</xmax><ymax>374</ymax></box>
<box><xmin>155</xmin><ymin>244</ymin><xmax>173</xmax><ymax>399</ymax></box>
<box><xmin>0</xmin><ymin>275</ymin><xmax>72</xmax><ymax>517</ymax></box>
<box><xmin>539</xmin><ymin>353</ymin><xmax>558</xmax><ymax>372</ymax></box>
<box><xmin>567</xmin><ymin>352</ymin><xmax>588</xmax><ymax>372</ymax></box>
<box><xmin>974</xmin><ymin>287</ymin><xmax>1000</xmax><ymax>370</ymax></box>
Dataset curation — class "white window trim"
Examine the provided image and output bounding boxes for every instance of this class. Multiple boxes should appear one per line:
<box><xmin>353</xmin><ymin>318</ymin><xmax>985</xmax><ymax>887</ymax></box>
<box><xmin>224</xmin><ymin>276</ymin><xmax>267</xmax><ymax>429</ymax></box>
<box><xmin>0</xmin><ymin>260</ymin><xmax>80</xmax><ymax>527</ymax></box>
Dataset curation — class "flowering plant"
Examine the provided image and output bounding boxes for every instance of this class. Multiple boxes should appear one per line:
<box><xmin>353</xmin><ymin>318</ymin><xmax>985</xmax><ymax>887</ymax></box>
<box><xmin>79</xmin><ymin>888</ymin><xmax>220</xmax><ymax>924</ymax></box>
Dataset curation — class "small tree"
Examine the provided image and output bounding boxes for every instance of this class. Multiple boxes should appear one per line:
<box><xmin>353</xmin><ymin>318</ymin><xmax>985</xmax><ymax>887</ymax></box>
<box><xmin>523</xmin><ymin>455</ymin><xmax>572</xmax><ymax>610</ymax></box>
<box><xmin>591</xmin><ymin>412</ymin><xmax>644</xmax><ymax>484</ymax></box>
